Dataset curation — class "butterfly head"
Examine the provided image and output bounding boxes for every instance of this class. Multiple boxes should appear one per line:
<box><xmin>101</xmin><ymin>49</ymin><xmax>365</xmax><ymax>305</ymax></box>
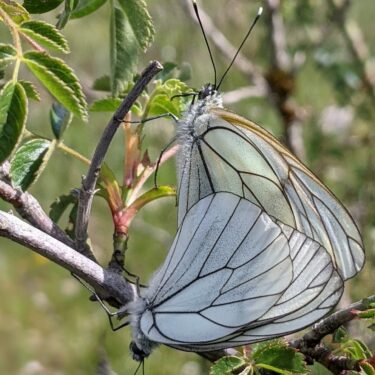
<box><xmin>198</xmin><ymin>83</ymin><xmax>217</xmax><ymax>100</ymax></box>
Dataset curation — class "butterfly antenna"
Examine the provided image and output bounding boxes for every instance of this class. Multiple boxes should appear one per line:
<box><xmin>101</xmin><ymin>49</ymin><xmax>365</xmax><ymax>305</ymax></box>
<box><xmin>217</xmin><ymin>6</ymin><xmax>263</xmax><ymax>89</ymax></box>
<box><xmin>193</xmin><ymin>0</ymin><xmax>217</xmax><ymax>87</ymax></box>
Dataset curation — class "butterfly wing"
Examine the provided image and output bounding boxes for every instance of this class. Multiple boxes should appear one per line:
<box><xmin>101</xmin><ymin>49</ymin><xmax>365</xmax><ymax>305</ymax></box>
<box><xmin>177</xmin><ymin>108</ymin><xmax>364</xmax><ymax>280</ymax></box>
<box><xmin>139</xmin><ymin>192</ymin><xmax>343</xmax><ymax>350</ymax></box>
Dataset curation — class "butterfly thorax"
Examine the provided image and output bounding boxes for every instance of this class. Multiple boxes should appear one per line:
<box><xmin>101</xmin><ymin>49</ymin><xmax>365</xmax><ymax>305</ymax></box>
<box><xmin>177</xmin><ymin>84</ymin><xmax>223</xmax><ymax>173</ymax></box>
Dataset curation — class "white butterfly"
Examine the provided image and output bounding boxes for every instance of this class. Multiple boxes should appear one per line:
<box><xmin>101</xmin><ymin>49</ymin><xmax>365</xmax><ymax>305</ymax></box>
<box><xmin>126</xmin><ymin>6</ymin><xmax>365</xmax><ymax>362</ymax></box>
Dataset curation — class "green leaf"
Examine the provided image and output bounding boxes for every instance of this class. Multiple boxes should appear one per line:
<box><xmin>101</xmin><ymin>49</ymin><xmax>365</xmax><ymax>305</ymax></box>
<box><xmin>10</xmin><ymin>138</ymin><xmax>52</xmax><ymax>190</ymax></box>
<box><xmin>148</xmin><ymin>78</ymin><xmax>192</xmax><ymax>118</ymax></box>
<box><xmin>358</xmin><ymin>309</ymin><xmax>375</xmax><ymax>319</ymax></box>
<box><xmin>20</xmin><ymin>20</ymin><xmax>70</xmax><ymax>53</ymax></box>
<box><xmin>23</xmin><ymin>0</ymin><xmax>64</xmax><ymax>14</ymax></box>
<box><xmin>343</xmin><ymin>339</ymin><xmax>373</xmax><ymax>360</ymax></box>
<box><xmin>92</xmin><ymin>75</ymin><xmax>111</xmax><ymax>91</ymax></box>
<box><xmin>23</xmin><ymin>51</ymin><xmax>88</xmax><ymax>120</ymax></box>
<box><xmin>210</xmin><ymin>356</ymin><xmax>246</xmax><ymax>375</ymax></box>
<box><xmin>117</xmin><ymin>0</ymin><xmax>154</xmax><ymax>51</ymax></box>
<box><xmin>253</xmin><ymin>340</ymin><xmax>307</xmax><ymax>374</ymax></box>
<box><xmin>0</xmin><ymin>81</ymin><xmax>27</xmax><ymax>163</ymax></box>
<box><xmin>0</xmin><ymin>44</ymin><xmax>17</xmax><ymax>68</ymax></box>
<box><xmin>70</xmin><ymin>0</ymin><xmax>107</xmax><ymax>19</ymax></box>
<box><xmin>49</xmin><ymin>191</ymin><xmax>78</xmax><ymax>239</ymax></box>
<box><xmin>308</xmin><ymin>362</ymin><xmax>334</xmax><ymax>375</ymax></box>
<box><xmin>362</xmin><ymin>363</ymin><xmax>375</xmax><ymax>375</ymax></box>
<box><xmin>332</xmin><ymin>327</ymin><xmax>348</xmax><ymax>343</ymax></box>
<box><xmin>50</xmin><ymin>102</ymin><xmax>72</xmax><ymax>139</ymax></box>
<box><xmin>49</xmin><ymin>192</ymin><xmax>77</xmax><ymax>222</ymax></box>
<box><xmin>110</xmin><ymin>6</ymin><xmax>138</xmax><ymax>96</ymax></box>
<box><xmin>0</xmin><ymin>1</ymin><xmax>29</xmax><ymax>23</ymax></box>
<box><xmin>18</xmin><ymin>80</ymin><xmax>40</xmax><ymax>101</ymax></box>
<box><xmin>90</xmin><ymin>97</ymin><xmax>122</xmax><ymax>112</ymax></box>
<box><xmin>98</xmin><ymin>162</ymin><xmax>123</xmax><ymax>213</ymax></box>
<box><xmin>56</xmin><ymin>0</ymin><xmax>79</xmax><ymax>29</ymax></box>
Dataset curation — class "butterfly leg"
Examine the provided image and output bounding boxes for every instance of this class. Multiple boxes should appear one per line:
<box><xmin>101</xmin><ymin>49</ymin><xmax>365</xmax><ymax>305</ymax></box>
<box><xmin>116</xmin><ymin>112</ymin><xmax>179</xmax><ymax>125</ymax></box>
<box><xmin>70</xmin><ymin>272</ymin><xmax>130</xmax><ymax>331</ymax></box>
<box><xmin>154</xmin><ymin>136</ymin><xmax>177</xmax><ymax>188</ymax></box>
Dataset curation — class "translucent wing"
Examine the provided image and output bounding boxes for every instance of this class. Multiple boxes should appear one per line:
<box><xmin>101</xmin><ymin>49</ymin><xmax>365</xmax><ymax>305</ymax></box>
<box><xmin>139</xmin><ymin>193</ymin><xmax>343</xmax><ymax>350</ymax></box>
<box><xmin>177</xmin><ymin>109</ymin><xmax>364</xmax><ymax>280</ymax></box>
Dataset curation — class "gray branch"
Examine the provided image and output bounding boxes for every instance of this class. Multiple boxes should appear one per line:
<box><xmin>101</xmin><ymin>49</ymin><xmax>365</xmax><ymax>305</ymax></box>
<box><xmin>0</xmin><ymin>211</ymin><xmax>134</xmax><ymax>305</ymax></box>
<box><xmin>75</xmin><ymin>61</ymin><xmax>163</xmax><ymax>256</ymax></box>
<box><xmin>0</xmin><ymin>167</ymin><xmax>75</xmax><ymax>249</ymax></box>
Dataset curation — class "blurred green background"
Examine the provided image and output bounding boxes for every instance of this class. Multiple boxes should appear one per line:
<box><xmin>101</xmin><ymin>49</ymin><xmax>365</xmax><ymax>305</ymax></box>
<box><xmin>0</xmin><ymin>0</ymin><xmax>374</xmax><ymax>374</ymax></box>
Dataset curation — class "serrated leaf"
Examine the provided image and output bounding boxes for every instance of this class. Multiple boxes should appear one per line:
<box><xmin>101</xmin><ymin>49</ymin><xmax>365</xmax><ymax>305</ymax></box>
<box><xmin>18</xmin><ymin>80</ymin><xmax>40</xmax><ymax>101</ymax></box>
<box><xmin>70</xmin><ymin>0</ymin><xmax>107</xmax><ymax>19</ymax></box>
<box><xmin>56</xmin><ymin>0</ymin><xmax>79</xmax><ymax>29</ymax></box>
<box><xmin>210</xmin><ymin>356</ymin><xmax>246</xmax><ymax>375</ymax></box>
<box><xmin>23</xmin><ymin>51</ymin><xmax>88</xmax><ymax>120</ymax></box>
<box><xmin>148</xmin><ymin>78</ymin><xmax>192</xmax><ymax>118</ymax></box>
<box><xmin>0</xmin><ymin>44</ymin><xmax>17</xmax><ymax>68</ymax></box>
<box><xmin>117</xmin><ymin>0</ymin><xmax>154</xmax><ymax>51</ymax></box>
<box><xmin>50</xmin><ymin>102</ymin><xmax>72</xmax><ymax>139</ymax></box>
<box><xmin>253</xmin><ymin>340</ymin><xmax>307</xmax><ymax>374</ymax></box>
<box><xmin>23</xmin><ymin>0</ymin><xmax>64</xmax><ymax>14</ymax></box>
<box><xmin>0</xmin><ymin>1</ymin><xmax>29</xmax><ymax>24</ymax></box>
<box><xmin>90</xmin><ymin>97</ymin><xmax>122</xmax><ymax>112</ymax></box>
<box><xmin>0</xmin><ymin>81</ymin><xmax>27</xmax><ymax>163</ymax></box>
<box><xmin>92</xmin><ymin>75</ymin><xmax>111</xmax><ymax>91</ymax></box>
<box><xmin>10</xmin><ymin>138</ymin><xmax>52</xmax><ymax>190</ymax></box>
<box><xmin>110</xmin><ymin>6</ymin><xmax>138</xmax><ymax>96</ymax></box>
<box><xmin>20</xmin><ymin>20</ymin><xmax>69</xmax><ymax>53</ymax></box>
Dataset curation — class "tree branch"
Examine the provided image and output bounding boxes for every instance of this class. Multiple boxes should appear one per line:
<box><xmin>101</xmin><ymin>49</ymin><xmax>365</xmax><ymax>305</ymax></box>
<box><xmin>327</xmin><ymin>0</ymin><xmax>375</xmax><ymax>103</ymax></box>
<box><xmin>292</xmin><ymin>294</ymin><xmax>375</xmax><ymax>348</ymax></box>
<box><xmin>0</xmin><ymin>211</ymin><xmax>134</xmax><ymax>306</ymax></box>
<box><xmin>75</xmin><ymin>61</ymin><xmax>163</xmax><ymax>256</ymax></box>
<box><xmin>0</xmin><ymin>164</ymin><xmax>75</xmax><ymax>249</ymax></box>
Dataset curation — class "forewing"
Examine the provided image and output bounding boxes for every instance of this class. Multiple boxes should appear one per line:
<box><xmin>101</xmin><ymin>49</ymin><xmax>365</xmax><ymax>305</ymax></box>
<box><xmin>177</xmin><ymin>109</ymin><xmax>364</xmax><ymax>280</ymax></box>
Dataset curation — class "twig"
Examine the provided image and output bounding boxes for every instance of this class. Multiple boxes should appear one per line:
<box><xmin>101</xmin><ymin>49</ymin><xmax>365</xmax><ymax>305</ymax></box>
<box><xmin>264</xmin><ymin>0</ymin><xmax>305</xmax><ymax>157</ymax></box>
<box><xmin>0</xmin><ymin>174</ymin><xmax>75</xmax><ymax>249</ymax></box>
<box><xmin>75</xmin><ymin>61</ymin><xmax>163</xmax><ymax>256</ymax></box>
<box><xmin>222</xmin><ymin>85</ymin><xmax>266</xmax><ymax>104</ymax></box>
<box><xmin>327</xmin><ymin>0</ymin><xmax>375</xmax><ymax>103</ymax></box>
<box><xmin>0</xmin><ymin>211</ymin><xmax>134</xmax><ymax>306</ymax></box>
<box><xmin>265</xmin><ymin>0</ymin><xmax>290</xmax><ymax>71</ymax></box>
<box><xmin>292</xmin><ymin>294</ymin><xmax>375</xmax><ymax>348</ymax></box>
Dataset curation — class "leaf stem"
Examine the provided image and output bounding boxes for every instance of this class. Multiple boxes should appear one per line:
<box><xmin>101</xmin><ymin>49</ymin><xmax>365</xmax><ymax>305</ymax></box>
<box><xmin>57</xmin><ymin>142</ymin><xmax>91</xmax><ymax>165</ymax></box>
<box><xmin>0</xmin><ymin>7</ymin><xmax>23</xmax><ymax>82</ymax></box>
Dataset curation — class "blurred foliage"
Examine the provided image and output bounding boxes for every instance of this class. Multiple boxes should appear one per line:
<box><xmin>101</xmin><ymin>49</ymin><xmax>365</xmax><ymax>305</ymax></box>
<box><xmin>0</xmin><ymin>0</ymin><xmax>374</xmax><ymax>374</ymax></box>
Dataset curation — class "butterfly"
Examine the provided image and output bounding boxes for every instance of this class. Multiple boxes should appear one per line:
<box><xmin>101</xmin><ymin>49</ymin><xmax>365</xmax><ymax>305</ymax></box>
<box><xmin>126</xmin><ymin>4</ymin><xmax>365</xmax><ymax>361</ymax></box>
